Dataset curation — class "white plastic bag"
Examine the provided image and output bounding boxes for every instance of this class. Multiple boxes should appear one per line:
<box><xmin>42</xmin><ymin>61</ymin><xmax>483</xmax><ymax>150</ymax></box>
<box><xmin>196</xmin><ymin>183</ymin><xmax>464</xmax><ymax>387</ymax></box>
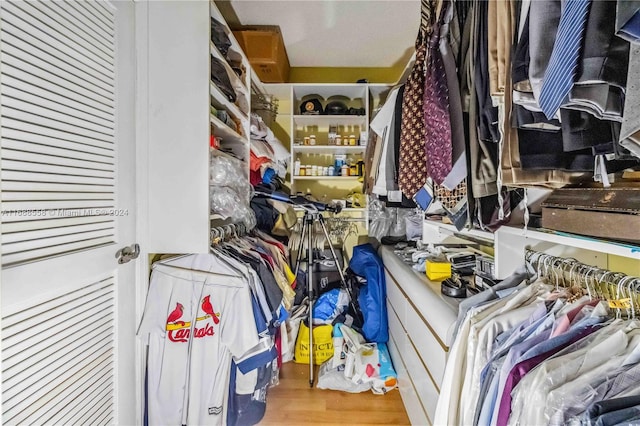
<box><xmin>316</xmin><ymin>360</ymin><xmax>372</xmax><ymax>393</ymax></box>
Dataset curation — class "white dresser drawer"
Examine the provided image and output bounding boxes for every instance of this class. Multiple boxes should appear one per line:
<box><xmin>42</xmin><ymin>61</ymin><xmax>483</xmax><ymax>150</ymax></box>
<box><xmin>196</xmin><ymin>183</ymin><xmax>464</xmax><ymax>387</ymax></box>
<box><xmin>405</xmin><ymin>305</ymin><xmax>448</xmax><ymax>389</ymax></box>
<box><xmin>388</xmin><ymin>333</ymin><xmax>431</xmax><ymax>426</ymax></box>
<box><xmin>379</xmin><ymin>246</ymin><xmax>458</xmax><ymax>347</ymax></box>
<box><xmin>387</xmin><ymin>300</ymin><xmax>407</xmax><ymax>350</ymax></box>
<box><xmin>401</xmin><ymin>333</ymin><xmax>439</xmax><ymax>423</ymax></box>
<box><xmin>385</xmin><ymin>270</ymin><xmax>407</xmax><ymax>324</ymax></box>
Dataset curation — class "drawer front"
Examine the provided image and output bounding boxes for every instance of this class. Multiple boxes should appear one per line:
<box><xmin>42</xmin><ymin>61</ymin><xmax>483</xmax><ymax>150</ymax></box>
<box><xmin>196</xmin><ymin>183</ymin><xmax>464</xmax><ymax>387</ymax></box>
<box><xmin>387</xmin><ymin>300</ymin><xmax>407</xmax><ymax>350</ymax></box>
<box><xmin>388</xmin><ymin>333</ymin><xmax>431</xmax><ymax>426</ymax></box>
<box><xmin>401</xmin><ymin>333</ymin><xmax>440</xmax><ymax>423</ymax></box>
<box><xmin>385</xmin><ymin>270</ymin><xmax>407</xmax><ymax>324</ymax></box>
<box><xmin>405</xmin><ymin>305</ymin><xmax>448</xmax><ymax>389</ymax></box>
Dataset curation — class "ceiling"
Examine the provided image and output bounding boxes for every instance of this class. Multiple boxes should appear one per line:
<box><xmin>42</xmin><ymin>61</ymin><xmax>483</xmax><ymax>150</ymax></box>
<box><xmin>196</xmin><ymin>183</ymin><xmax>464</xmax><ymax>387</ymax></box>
<box><xmin>220</xmin><ymin>0</ymin><xmax>421</xmax><ymax>68</ymax></box>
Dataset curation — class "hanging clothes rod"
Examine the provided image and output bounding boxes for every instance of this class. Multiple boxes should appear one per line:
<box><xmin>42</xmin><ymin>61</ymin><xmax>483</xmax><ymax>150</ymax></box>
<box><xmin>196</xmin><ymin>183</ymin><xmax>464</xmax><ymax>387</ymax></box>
<box><xmin>210</xmin><ymin>222</ymin><xmax>250</xmax><ymax>245</ymax></box>
<box><xmin>524</xmin><ymin>248</ymin><xmax>640</xmax><ymax>308</ymax></box>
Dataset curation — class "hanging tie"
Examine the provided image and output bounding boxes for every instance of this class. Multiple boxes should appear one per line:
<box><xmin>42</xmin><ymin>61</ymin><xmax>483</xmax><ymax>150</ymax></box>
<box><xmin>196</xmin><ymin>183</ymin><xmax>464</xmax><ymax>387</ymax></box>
<box><xmin>398</xmin><ymin>0</ymin><xmax>436</xmax><ymax>199</ymax></box>
<box><xmin>423</xmin><ymin>1</ymin><xmax>453</xmax><ymax>185</ymax></box>
<box><xmin>538</xmin><ymin>0</ymin><xmax>591</xmax><ymax>119</ymax></box>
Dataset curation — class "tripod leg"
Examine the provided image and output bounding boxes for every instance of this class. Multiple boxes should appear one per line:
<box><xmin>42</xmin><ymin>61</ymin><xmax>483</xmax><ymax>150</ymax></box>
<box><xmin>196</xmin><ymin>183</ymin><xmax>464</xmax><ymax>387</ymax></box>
<box><xmin>318</xmin><ymin>216</ymin><xmax>348</xmax><ymax>285</ymax></box>
<box><xmin>317</xmin><ymin>215</ymin><xmax>360</xmax><ymax>317</ymax></box>
<box><xmin>307</xmin><ymin>216</ymin><xmax>314</xmax><ymax>387</ymax></box>
<box><xmin>293</xmin><ymin>216</ymin><xmax>308</xmax><ymax>278</ymax></box>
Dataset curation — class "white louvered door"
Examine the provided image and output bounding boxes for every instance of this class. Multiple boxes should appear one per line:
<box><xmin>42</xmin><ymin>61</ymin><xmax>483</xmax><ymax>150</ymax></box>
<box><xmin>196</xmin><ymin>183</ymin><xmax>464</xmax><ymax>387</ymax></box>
<box><xmin>1</xmin><ymin>1</ymin><xmax>137</xmax><ymax>424</ymax></box>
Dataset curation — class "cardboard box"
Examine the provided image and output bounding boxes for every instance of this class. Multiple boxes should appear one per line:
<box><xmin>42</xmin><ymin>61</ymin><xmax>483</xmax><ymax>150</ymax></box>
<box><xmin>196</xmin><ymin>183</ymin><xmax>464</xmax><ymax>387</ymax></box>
<box><xmin>233</xmin><ymin>26</ymin><xmax>290</xmax><ymax>83</ymax></box>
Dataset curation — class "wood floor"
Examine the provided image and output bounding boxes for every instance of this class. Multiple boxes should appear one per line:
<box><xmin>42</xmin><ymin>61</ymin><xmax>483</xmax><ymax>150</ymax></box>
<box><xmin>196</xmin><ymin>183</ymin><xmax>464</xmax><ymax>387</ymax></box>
<box><xmin>259</xmin><ymin>362</ymin><xmax>411</xmax><ymax>426</ymax></box>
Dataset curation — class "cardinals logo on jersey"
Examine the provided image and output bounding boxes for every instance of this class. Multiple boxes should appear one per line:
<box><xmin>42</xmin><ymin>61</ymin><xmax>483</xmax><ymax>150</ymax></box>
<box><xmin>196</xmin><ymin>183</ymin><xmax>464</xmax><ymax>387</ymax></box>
<box><xmin>166</xmin><ymin>297</ymin><xmax>221</xmax><ymax>343</ymax></box>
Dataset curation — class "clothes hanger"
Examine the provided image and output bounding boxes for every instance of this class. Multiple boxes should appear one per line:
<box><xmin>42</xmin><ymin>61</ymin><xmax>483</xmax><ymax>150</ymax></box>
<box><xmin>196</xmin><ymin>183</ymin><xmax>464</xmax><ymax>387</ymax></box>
<box><xmin>582</xmin><ymin>265</ymin><xmax>600</xmax><ymax>301</ymax></box>
<box><xmin>154</xmin><ymin>255</ymin><xmax>242</xmax><ymax>279</ymax></box>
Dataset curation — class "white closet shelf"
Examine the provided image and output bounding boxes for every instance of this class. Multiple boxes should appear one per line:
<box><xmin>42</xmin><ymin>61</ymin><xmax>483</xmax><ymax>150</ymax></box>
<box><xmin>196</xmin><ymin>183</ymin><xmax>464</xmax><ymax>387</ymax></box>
<box><xmin>423</xmin><ymin>220</ymin><xmax>495</xmax><ymax>242</ymax></box>
<box><xmin>210</xmin><ymin>82</ymin><xmax>249</xmax><ymax>124</ymax></box>
<box><xmin>497</xmin><ymin>225</ymin><xmax>640</xmax><ymax>260</ymax></box>
<box><xmin>292</xmin><ymin>176</ymin><xmax>362</xmax><ymax>181</ymax></box>
<box><xmin>292</xmin><ymin>84</ymin><xmax>368</xmax><ymax>101</ymax></box>
<box><xmin>292</xmin><ymin>145</ymin><xmax>366</xmax><ymax>153</ymax></box>
<box><xmin>210</xmin><ymin>114</ymin><xmax>246</xmax><ymax>145</ymax></box>
<box><xmin>293</xmin><ymin>115</ymin><xmax>367</xmax><ymax>125</ymax></box>
<box><xmin>210</xmin><ymin>41</ymin><xmax>249</xmax><ymax>98</ymax></box>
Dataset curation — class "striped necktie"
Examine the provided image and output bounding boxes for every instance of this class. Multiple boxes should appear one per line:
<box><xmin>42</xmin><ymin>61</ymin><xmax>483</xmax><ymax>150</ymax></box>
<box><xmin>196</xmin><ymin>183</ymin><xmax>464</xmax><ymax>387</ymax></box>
<box><xmin>538</xmin><ymin>0</ymin><xmax>591</xmax><ymax>119</ymax></box>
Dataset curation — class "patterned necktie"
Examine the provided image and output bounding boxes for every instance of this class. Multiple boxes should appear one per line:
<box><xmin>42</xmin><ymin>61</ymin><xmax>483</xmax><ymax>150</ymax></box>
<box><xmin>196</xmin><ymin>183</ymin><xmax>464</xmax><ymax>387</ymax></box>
<box><xmin>423</xmin><ymin>2</ymin><xmax>453</xmax><ymax>185</ymax></box>
<box><xmin>398</xmin><ymin>0</ymin><xmax>435</xmax><ymax>199</ymax></box>
<box><xmin>538</xmin><ymin>0</ymin><xmax>591</xmax><ymax>119</ymax></box>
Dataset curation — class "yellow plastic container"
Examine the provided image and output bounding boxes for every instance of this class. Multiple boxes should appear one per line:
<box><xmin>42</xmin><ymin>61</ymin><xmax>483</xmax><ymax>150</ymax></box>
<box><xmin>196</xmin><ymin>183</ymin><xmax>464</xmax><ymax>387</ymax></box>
<box><xmin>426</xmin><ymin>260</ymin><xmax>452</xmax><ymax>281</ymax></box>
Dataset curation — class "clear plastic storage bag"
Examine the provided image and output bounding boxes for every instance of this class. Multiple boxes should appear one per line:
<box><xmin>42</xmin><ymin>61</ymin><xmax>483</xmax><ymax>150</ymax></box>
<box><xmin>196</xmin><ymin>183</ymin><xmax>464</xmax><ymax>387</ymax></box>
<box><xmin>368</xmin><ymin>199</ymin><xmax>392</xmax><ymax>241</ymax></box>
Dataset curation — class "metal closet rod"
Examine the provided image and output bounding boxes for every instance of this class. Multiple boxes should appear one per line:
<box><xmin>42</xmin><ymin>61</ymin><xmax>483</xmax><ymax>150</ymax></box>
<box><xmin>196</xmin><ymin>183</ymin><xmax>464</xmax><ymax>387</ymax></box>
<box><xmin>524</xmin><ymin>248</ymin><xmax>640</xmax><ymax>302</ymax></box>
<box><xmin>210</xmin><ymin>222</ymin><xmax>250</xmax><ymax>244</ymax></box>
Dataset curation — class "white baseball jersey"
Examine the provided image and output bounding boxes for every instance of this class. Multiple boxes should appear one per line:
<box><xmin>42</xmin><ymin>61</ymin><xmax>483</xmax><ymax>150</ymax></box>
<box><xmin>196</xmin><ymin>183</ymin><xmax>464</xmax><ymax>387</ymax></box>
<box><xmin>138</xmin><ymin>261</ymin><xmax>259</xmax><ymax>425</ymax></box>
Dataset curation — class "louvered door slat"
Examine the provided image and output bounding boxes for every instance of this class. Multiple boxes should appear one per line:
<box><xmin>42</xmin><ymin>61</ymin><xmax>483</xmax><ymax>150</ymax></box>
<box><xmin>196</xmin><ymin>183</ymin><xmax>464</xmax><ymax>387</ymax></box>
<box><xmin>2</xmin><ymin>159</ymin><xmax>115</xmax><ymax>179</ymax></box>
<box><xmin>67</xmin><ymin>0</ymin><xmax>114</xmax><ymax>39</ymax></box>
<box><xmin>2</xmin><ymin>223</ymin><xmax>114</xmax><ymax>244</ymax></box>
<box><xmin>2</xmin><ymin>116</ymin><xmax>114</xmax><ymax>150</ymax></box>
<box><xmin>2</xmin><ymin>200</ymin><xmax>114</xmax><ymax>213</ymax></box>
<box><xmin>3</xmin><ymin>349</ymin><xmax>113</xmax><ymax>424</ymax></box>
<box><xmin>3</xmin><ymin>311</ymin><xmax>113</xmax><ymax>372</ymax></box>
<box><xmin>3</xmin><ymin>75</ymin><xmax>114</xmax><ymax>124</ymax></box>
<box><xmin>3</xmin><ymin>170</ymin><xmax>114</xmax><ymax>185</ymax></box>
<box><xmin>1</xmin><ymin>59</ymin><xmax>113</xmax><ymax>110</ymax></box>
<box><xmin>2</xmin><ymin>216</ymin><xmax>112</xmax><ymax>232</ymax></box>
<box><xmin>1</xmin><ymin>282</ymin><xmax>113</xmax><ymax>345</ymax></box>
<box><xmin>2</xmin><ymin>25</ymin><xmax>114</xmax><ymax>92</ymax></box>
<box><xmin>2</xmin><ymin>131</ymin><xmax>115</xmax><ymax>159</ymax></box>
<box><xmin>2</xmin><ymin>207</ymin><xmax>114</xmax><ymax>226</ymax></box>
<box><xmin>1</xmin><ymin>275</ymin><xmax>116</xmax><ymax>425</ymax></box>
<box><xmin>3</xmin><ymin>85</ymin><xmax>114</xmax><ymax>130</ymax></box>
<box><xmin>90</xmin><ymin>399</ymin><xmax>114</xmax><ymax>426</ymax></box>
<box><xmin>3</xmin><ymin>2</ymin><xmax>114</xmax><ymax>73</ymax></box>
<box><xmin>42</xmin><ymin>372</ymin><xmax>112</xmax><ymax>425</ymax></box>
<box><xmin>2</xmin><ymin>192</ymin><xmax>114</xmax><ymax>202</ymax></box>
<box><xmin>2</xmin><ymin>236</ymin><xmax>114</xmax><ymax>266</ymax></box>
<box><xmin>1</xmin><ymin>105</ymin><xmax>114</xmax><ymax>143</ymax></box>
<box><xmin>2</xmin><ymin>144</ymin><xmax>114</xmax><ymax>169</ymax></box>
<box><xmin>4</xmin><ymin>229</ymin><xmax>114</xmax><ymax>255</ymax></box>
<box><xmin>2</xmin><ymin>187</ymin><xmax>113</xmax><ymax>204</ymax></box>
<box><xmin>4</xmin><ymin>323</ymin><xmax>113</xmax><ymax>400</ymax></box>
<box><xmin>85</xmin><ymin>0</ymin><xmax>114</xmax><ymax>24</ymax></box>
<box><xmin>19</xmin><ymin>1</ymin><xmax>114</xmax><ymax>63</ymax></box>
<box><xmin>71</xmin><ymin>391</ymin><xmax>112</xmax><ymax>426</ymax></box>
<box><xmin>1</xmin><ymin>69</ymin><xmax>114</xmax><ymax>116</ymax></box>
<box><xmin>51</xmin><ymin>1</ymin><xmax>114</xmax><ymax>48</ymax></box>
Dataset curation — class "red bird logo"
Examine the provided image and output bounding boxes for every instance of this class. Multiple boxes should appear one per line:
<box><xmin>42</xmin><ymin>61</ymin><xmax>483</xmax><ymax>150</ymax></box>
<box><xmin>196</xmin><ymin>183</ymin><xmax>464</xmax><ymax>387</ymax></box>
<box><xmin>201</xmin><ymin>295</ymin><xmax>220</xmax><ymax>324</ymax></box>
<box><xmin>167</xmin><ymin>302</ymin><xmax>183</xmax><ymax>324</ymax></box>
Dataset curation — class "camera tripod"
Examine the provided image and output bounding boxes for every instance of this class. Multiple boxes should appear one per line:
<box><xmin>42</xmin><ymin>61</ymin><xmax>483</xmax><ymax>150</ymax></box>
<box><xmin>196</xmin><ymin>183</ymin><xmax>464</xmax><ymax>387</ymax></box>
<box><xmin>292</xmin><ymin>206</ymin><xmax>355</xmax><ymax>387</ymax></box>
